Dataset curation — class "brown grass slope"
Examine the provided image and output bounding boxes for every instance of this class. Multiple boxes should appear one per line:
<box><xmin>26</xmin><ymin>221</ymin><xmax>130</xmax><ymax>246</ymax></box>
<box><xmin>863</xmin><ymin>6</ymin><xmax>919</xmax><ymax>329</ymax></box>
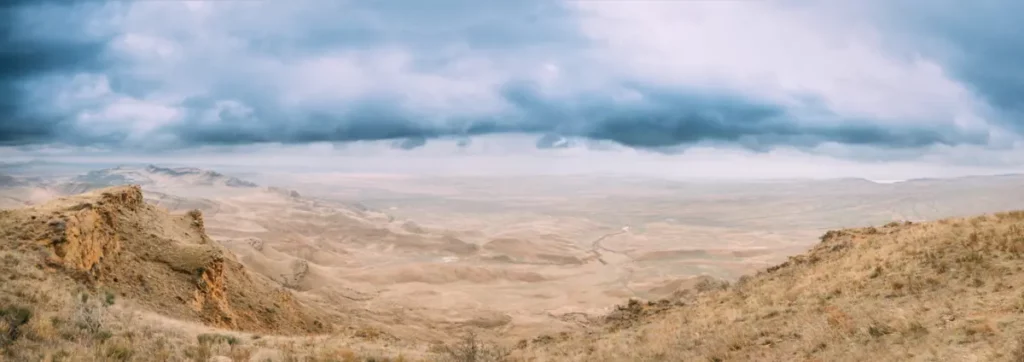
<box><xmin>519</xmin><ymin>214</ymin><xmax>1024</xmax><ymax>361</ymax></box>
<box><xmin>0</xmin><ymin>185</ymin><xmax>328</xmax><ymax>335</ymax></box>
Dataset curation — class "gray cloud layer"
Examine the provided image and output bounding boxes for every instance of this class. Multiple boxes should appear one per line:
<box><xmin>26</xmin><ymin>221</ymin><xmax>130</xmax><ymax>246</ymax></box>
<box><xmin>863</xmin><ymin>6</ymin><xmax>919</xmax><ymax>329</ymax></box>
<box><xmin>891</xmin><ymin>2</ymin><xmax>1024</xmax><ymax>128</ymax></box>
<box><xmin>0</xmin><ymin>0</ymin><xmax>1017</xmax><ymax>153</ymax></box>
<box><xmin>1</xmin><ymin>0</ymin><xmax>109</xmax><ymax>144</ymax></box>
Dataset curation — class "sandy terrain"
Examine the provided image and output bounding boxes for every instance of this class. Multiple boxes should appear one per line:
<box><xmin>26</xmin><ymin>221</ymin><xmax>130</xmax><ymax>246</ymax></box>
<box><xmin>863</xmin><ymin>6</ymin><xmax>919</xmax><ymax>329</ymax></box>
<box><xmin>6</xmin><ymin>166</ymin><xmax>1024</xmax><ymax>348</ymax></box>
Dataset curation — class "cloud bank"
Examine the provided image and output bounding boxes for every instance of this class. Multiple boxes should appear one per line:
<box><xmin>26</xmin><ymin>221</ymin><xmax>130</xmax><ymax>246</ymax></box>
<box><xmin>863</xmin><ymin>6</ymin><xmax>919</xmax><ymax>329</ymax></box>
<box><xmin>1</xmin><ymin>0</ymin><xmax>1020</xmax><ymax>157</ymax></box>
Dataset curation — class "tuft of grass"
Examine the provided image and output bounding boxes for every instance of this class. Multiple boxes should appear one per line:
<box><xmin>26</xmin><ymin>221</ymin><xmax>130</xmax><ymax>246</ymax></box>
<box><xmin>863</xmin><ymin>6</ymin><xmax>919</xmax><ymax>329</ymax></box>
<box><xmin>197</xmin><ymin>333</ymin><xmax>241</xmax><ymax>346</ymax></box>
<box><xmin>103</xmin><ymin>291</ymin><xmax>116</xmax><ymax>307</ymax></box>
<box><xmin>866</xmin><ymin>323</ymin><xmax>893</xmax><ymax>338</ymax></box>
<box><xmin>868</xmin><ymin>266</ymin><xmax>882</xmax><ymax>279</ymax></box>
<box><xmin>104</xmin><ymin>341</ymin><xmax>134</xmax><ymax>361</ymax></box>
<box><xmin>1012</xmin><ymin>335</ymin><xmax>1024</xmax><ymax>362</ymax></box>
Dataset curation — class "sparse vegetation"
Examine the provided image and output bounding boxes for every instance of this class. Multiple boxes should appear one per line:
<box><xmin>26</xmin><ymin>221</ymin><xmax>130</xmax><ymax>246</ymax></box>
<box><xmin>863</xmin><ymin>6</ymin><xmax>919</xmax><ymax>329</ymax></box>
<box><xmin>0</xmin><ymin>305</ymin><xmax>32</xmax><ymax>349</ymax></box>
<box><xmin>279</xmin><ymin>259</ymin><xmax>310</xmax><ymax>290</ymax></box>
<box><xmin>517</xmin><ymin>212</ymin><xmax>1024</xmax><ymax>361</ymax></box>
<box><xmin>441</xmin><ymin>332</ymin><xmax>511</xmax><ymax>362</ymax></box>
<box><xmin>103</xmin><ymin>338</ymin><xmax>135</xmax><ymax>361</ymax></box>
<box><xmin>6</xmin><ymin>185</ymin><xmax>1024</xmax><ymax>361</ymax></box>
<box><xmin>103</xmin><ymin>291</ymin><xmax>116</xmax><ymax>306</ymax></box>
<box><xmin>1013</xmin><ymin>335</ymin><xmax>1024</xmax><ymax>362</ymax></box>
<box><xmin>198</xmin><ymin>332</ymin><xmax>241</xmax><ymax>346</ymax></box>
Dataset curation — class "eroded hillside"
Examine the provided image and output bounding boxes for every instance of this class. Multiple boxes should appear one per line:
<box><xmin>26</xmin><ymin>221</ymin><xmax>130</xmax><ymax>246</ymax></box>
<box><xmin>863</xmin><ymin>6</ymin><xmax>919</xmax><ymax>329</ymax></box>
<box><xmin>5</xmin><ymin>184</ymin><xmax>1024</xmax><ymax>361</ymax></box>
<box><xmin>0</xmin><ymin>186</ymin><xmax>344</xmax><ymax>361</ymax></box>
<box><xmin>3</xmin><ymin>185</ymin><xmax>328</xmax><ymax>333</ymax></box>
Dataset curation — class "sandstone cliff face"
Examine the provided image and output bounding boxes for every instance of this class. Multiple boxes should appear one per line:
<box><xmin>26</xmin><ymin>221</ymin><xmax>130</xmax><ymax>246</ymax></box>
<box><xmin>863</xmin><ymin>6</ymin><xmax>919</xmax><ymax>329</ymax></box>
<box><xmin>0</xmin><ymin>185</ymin><xmax>328</xmax><ymax>334</ymax></box>
<box><xmin>42</xmin><ymin>185</ymin><xmax>140</xmax><ymax>274</ymax></box>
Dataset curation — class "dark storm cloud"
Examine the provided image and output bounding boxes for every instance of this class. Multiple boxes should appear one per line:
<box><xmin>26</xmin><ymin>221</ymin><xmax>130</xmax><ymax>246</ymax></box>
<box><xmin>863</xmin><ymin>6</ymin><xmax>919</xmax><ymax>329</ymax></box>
<box><xmin>0</xmin><ymin>0</ymin><xmax>111</xmax><ymax>145</ymax></box>
<box><xmin>161</xmin><ymin>83</ymin><xmax>986</xmax><ymax>151</ymax></box>
<box><xmin>871</xmin><ymin>1</ymin><xmax>1024</xmax><ymax>128</ymax></box>
<box><xmin>225</xmin><ymin>0</ymin><xmax>584</xmax><ymax>57</ymax></box>
<box><xmin>503</xmin><ymin>83</ymin><xmax>986</xmax><ymax>150</ymax></box>
<box><xmin>0</xmin><ymin>0</ymin><xmax>1007</xmax><ymax>153</ymax></box>
<box><xmin>535</xmin><ymin>134</ymin><xmax>571</xmax><ymax>149</ymax></box>
<box><xmin>392</xmin><ymin>136</ymin><xmax>428</xmax><ymax>150</ymax></box>
<box><xmin>169</xmin><ymin>98</ymin><xmax>443</xmax><ymax>145</ymax></box>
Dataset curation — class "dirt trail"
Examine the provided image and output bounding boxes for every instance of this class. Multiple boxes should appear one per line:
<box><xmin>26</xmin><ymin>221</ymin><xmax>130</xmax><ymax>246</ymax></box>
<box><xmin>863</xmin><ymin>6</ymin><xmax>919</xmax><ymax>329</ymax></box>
<box><xmin>591</xmin><ymin>230</ymin><xmax>630</xmax><ymax>258</ymax></box>
<box><xmin>587</xmin><ymin>229</ymin><xmax>638</xmax><ymax>296</ymax></box>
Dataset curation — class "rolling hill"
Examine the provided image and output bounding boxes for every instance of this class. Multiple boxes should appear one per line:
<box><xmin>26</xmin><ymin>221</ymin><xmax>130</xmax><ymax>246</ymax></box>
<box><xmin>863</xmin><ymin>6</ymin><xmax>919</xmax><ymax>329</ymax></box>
<box><xmin>3</xmin><ymin>184</ymin><xmax>1024</xmax><ymax>361</ymax></box>
<box><xmin>517</xmin><ymin>214</ymin><xmax>1024</xmax><ymax>361</ymax></box>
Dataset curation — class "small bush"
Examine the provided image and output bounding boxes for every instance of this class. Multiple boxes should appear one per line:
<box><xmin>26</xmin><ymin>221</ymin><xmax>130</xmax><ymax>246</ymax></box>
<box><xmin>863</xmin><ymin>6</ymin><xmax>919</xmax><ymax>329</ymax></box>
<box><xmin>184</xmin><ymin>344</ymin><xmax>212</xmax><ymax>362</ymax></box>
<box><xmin>105</xmin><ymin>343</ymin><xmax>134</xmax><ymax>361</ymax></box>
<box><xmin>52</xmin><ymin>350</ymin><xmax>72</xmax><ymax>361</ymax></box>
<box><xmin>104</xmin><ymin>292</ymin><xmax>116</xmax><ymax>306</ymax></box>
<box><xmin>867</xmin><ymin>323</ymin><xmax>893</xmax><ymax>338</ymax></box>
<box><xmin>441</xmin><ymin>332</ymin><xmax>510</xmax><ymax>362</ymax></box>
<box><xmin>0</xmin><ymin>305</ymin><xmax>32</xmax><ymax>347</ymax></box>
<box><xmin>198</xmin><ymin>333</ymin><xmax>240</xmax><ymax>346</ymax></box>
<box><xmin>73</xmin><ymin>298</ymin><xmax>104</xmax><ymax>336</ymax></box>
<box><xmin>904</xmin><ymin>322</ymin><xmax>928</xmax><ymax>338</ymax></box>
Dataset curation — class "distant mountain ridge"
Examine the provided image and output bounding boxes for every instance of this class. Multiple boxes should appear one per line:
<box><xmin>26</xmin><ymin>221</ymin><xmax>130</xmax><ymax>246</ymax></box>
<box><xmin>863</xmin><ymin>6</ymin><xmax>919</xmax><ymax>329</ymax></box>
<box><xmin>0</xmin><ymin>173</ymin><xmax>26</xmax><ymax>187</ymax></box>
<box><xmin>59</xmin><ymin>165</ymin><xmax>259</xmax><ymax>193</ymax></box>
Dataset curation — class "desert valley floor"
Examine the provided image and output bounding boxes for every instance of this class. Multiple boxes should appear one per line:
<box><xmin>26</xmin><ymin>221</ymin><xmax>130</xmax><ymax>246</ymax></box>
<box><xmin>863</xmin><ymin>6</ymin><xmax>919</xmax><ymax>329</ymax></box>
<box><xmin>4</xmin><ymin>162</ymin><xmax>1024</xmax><ymax>361</ymax></box>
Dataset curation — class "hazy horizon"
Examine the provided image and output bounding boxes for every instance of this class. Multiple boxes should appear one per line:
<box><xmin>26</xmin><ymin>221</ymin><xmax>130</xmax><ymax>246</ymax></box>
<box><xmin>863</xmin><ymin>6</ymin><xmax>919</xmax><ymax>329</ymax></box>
<box><xmin>5</xmin><ymin>1</ymin><xmax>1024</xmax><ymax>182</ymax></box>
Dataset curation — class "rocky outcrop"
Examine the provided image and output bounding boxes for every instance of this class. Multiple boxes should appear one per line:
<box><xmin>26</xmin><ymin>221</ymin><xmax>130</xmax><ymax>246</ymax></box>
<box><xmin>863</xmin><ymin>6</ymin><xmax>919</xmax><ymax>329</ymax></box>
<box><xmin>0</xmin><ymin>185</ymin><xmax>328</xmax><ymax>334</ymax></box>
<box><xmin>39</xmin><ymin>186</ymin><xmax>142</xmax><ymax>274</ymax></box>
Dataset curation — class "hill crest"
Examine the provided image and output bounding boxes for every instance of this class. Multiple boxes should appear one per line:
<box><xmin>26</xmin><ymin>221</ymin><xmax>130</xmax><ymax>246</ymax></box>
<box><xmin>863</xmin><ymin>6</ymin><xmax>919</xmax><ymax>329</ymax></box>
<box><xmin>518</xmin><ymin>212</ymin><xmax>1024</xmax><ymax>361</ymax></box>
<box><xmin>0</xmin><ymin>185</ymin><xmax>327</xmax><ymax>334</ymax></box>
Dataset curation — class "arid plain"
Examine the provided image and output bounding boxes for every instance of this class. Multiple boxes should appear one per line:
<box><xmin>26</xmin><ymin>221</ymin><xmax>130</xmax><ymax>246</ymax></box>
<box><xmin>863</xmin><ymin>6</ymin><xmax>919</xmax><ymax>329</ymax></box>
<box><xmin>4</xmin><ymin>162</ymin><xmax>1024</xmax><ymax>360</ymax></box>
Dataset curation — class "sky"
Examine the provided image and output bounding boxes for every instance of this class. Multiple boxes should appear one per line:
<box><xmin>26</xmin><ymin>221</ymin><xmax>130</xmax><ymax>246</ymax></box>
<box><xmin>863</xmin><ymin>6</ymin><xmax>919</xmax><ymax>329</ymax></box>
<box><xmin>3</xmin><ymin>0</ymin><xmax>1024</xmax><ymax>179</ymax></box>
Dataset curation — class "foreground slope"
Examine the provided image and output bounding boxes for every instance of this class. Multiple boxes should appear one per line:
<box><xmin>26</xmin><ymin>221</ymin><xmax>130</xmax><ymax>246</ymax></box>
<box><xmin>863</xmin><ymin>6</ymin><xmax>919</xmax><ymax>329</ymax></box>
<box><xmin>519</xmin><ymin>213</ymin><xmax>1024</xmax><ymax>361</ymax></box>
<box><xmin>6</xmin><ymin>184</ymin><xmax>1024</xmax><ymax>361</ymax></box>
<box><xmin>2</xmin><ymin>185</ymin><xmax>462</xmax><ymax>361</ymax></box>
<box><xmin>0</xmin><ymin>186</ymin><xmax>334</xmax><ymax>359</ymax></box>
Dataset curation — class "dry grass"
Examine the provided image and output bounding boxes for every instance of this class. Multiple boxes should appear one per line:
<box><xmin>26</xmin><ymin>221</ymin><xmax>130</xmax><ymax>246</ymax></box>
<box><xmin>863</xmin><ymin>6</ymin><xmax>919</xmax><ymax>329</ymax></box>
<box><xmin>0</xmin><ymin>187</ymin><xmax>432</xmax><ymax>361</ymax></box>
<box><xmin>0</xmin><ymin>288</ymin><xmax>426</xmax><ymax>361</ymax></box>
<box><xmin>0</xmin><ymin>270</ymin><xmax>432</xmax><ymax>362</ymax></box>
<box><xmin>438</xmin><ymin>332</ymin><xmax>511</xmax><ymax>362</ymax></box>
<box><xmin>8</xmin><ymin>186</ymin><xmax>1024</xmax><ymax>361</ymax></box>
<box><xmin>517</xmin><ymin>213</ymin><xmax>1024</xmax><ymax>361</ymax></box>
